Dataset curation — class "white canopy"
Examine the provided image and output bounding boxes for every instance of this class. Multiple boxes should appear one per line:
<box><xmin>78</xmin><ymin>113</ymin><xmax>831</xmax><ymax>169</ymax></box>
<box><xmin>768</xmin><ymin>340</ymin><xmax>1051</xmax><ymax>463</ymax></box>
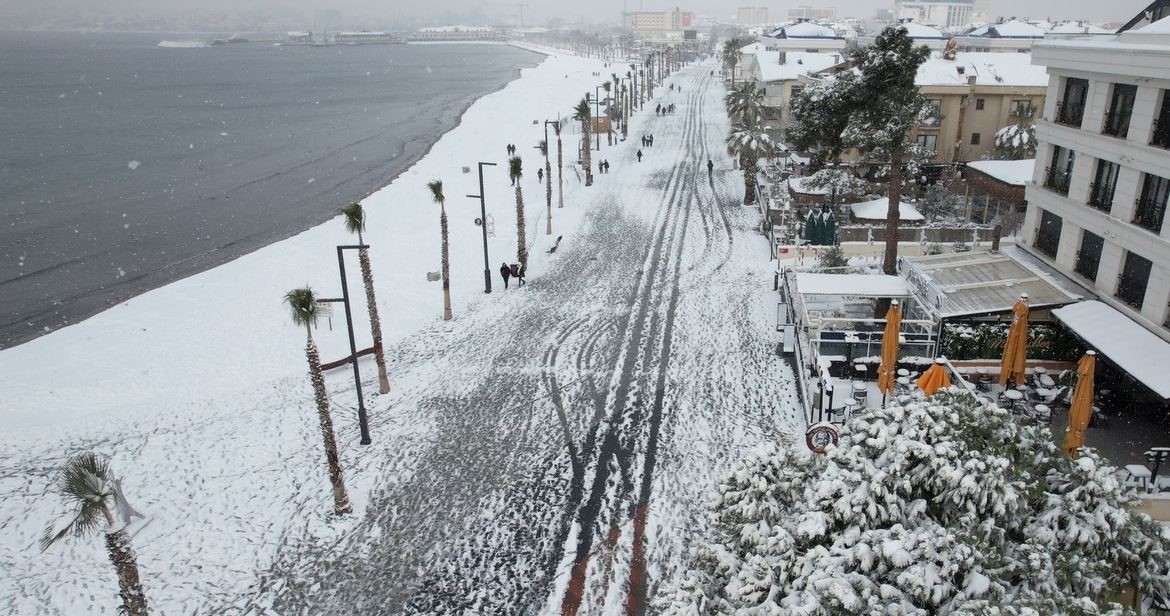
<box><xmin>849</xmin><ymin>197</ymin><xmax>924</xmax><ymax>221</ymax></box>
<box><xmin>795</xmin><ymin>273</ymin><xmax>912</xmax><ymax>297</ymax></box>
<box><xmin>1052</xmin><ymin>300</ymin><xmax>1170</xmax><ymax>399</ymax></box>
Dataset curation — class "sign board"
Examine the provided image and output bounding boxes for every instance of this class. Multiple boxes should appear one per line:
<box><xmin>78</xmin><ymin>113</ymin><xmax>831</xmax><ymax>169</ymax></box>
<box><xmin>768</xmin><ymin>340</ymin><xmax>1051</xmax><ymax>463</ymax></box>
<box><xmin>683</xmin><ymin>29</ymin><xmax>697</xmax><ymax>40</ymax></box>
<box><xmin>316</xmin><ymin>301</ymin><xmax>333</xmax><ymax>319</ymax></box>
<box><xmin>591</xmin><ymin>117</ymin><xmax>611</xmax><ymax>134</ymax></box>
<box><xmin>805</xmin><ymin>422</ymin><xmax>839</xmax><ymax>454</ymax></box>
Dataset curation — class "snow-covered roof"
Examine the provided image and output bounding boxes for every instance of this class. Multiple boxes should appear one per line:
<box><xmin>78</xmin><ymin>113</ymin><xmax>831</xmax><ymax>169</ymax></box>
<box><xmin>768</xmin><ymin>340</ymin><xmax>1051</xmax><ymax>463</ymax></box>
<box><xmin>915</xmin><ymin>53</ymin><xmax>1048</xmax><ymax>87</ymax></box>
<box><xmin>903</xmin><ymin>251</ymin><xmax>1079</xmax><ymax>319</ymax></box>
<box><xmin>795</xmin><ymin>273</ymin><xmax>912</xmax><ymax>297</ymax></box>
<box><xmin>419</xmin><ymin>25</ymin><xmax>492</xmax><ymax>32</ymax></box>
<box><xmin>965</xmin><ymin>159</ymin><xmax>1035</xmax><ymax>186</ymax></box>
<box><xmin>1135</xmin><ymin>15</ymin><xmax>1170</xmax><ymax>34</ymax></box>
<box><xmin>738</xmin><ymin>41</ymin><xmax>767</xmax><ymax>54</ymax></box>
<box><xmin>988</xmin><ymin>20</ymin><xmax>1047</xmax><ymax>38</ymax></box>
<box><xmin>753</xmin><ymin>51</ymin><xmax>840</xmax><ymax>82</ymax></box>
<box><xmin>898</xmin><ymin>21</ymin><xmax>946</xmax><ymax>39</ymax></box>
<box><xmin>789</xmin><ymin>177</ymin><xmax>829</xmax><ymax>195</ymax></box>
<box><xmin>1047</xmin><ymin>21</ymin><xmax>1112</xmax><ymax>35</ymax></box>
<box><xmin>965</xmin><ymin>24</ymin><xmax>991</xmax><ymax>37</ymax></box>
<box><xmin>848</xmin><ymin>197</ymin><xmax>924</xmax><ymax>221</ymax></box>
<box><xmin>1052</xmin><ymin>300</ymin><xmax>1170</xmax><ymax>399</ymax></box>
<box><xmin>771</xmin><ymin>22</ymin><xmax>839</xmax><ymax>39</ymax></box>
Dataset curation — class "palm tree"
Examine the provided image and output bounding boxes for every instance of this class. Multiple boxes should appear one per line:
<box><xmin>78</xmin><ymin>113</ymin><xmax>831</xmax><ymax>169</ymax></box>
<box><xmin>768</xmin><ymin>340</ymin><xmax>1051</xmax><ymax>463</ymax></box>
<box><xmin>339</xmin><ymin>202</ymin><xmax>390</xmax><ymax>394</ymax></box>
<box><xmin>726</xmin><ymin>121</ymin><xmax>775</xmax><ymax>205</ymax></box>
<box><xmin>725</xmin><ymin>81</ymin><xmax>765</xmax><ymax>126</ymax></box>
<box><xmin>509</xmin><ymin>156</ymin><xmax>528</xmax><ymax>268</ymax></box>
<box><xmin>553</xmin><ymin>120</ymin><xmax>565</xmax><ymax>208</ymax></box>
<box><xmin>284</xmin><ymin>287</ymin><xmax>353</xmax><ymax>516</ymax></box>
<box><xmin>602</xmin><ymin>81</ymin><xmax>613</xmax><ymax>146</ymax></box>
<box><xmin>573</xmin><ymin>97</ymin><xmax>593</xmax><ymax>187</ymax></box>
<box><xmin>538</xmin><ymin>140</ymin><xmax>552</xmax><ymax>235</ymax></box>
<box><xmin>41</xmin><ymin>452</ymin><xmax>149</xmax><ymax>616</ymax></box>
<box><xmin>427</xmin><ymin>180</ymin><xmax>453</xmax><ymax>321</ymax></box>
<box><xmin>721</xmin><ymin>36</ymin><xmax>752</xmax><ymax>86</ymax></box>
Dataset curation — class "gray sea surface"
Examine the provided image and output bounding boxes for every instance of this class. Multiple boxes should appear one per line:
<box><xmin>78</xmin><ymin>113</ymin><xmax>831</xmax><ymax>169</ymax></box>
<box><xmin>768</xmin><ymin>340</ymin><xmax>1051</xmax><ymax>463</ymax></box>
<box><xmin>0</xmin><ymin>31</ymin><xmax>542</xmax><ymax>348</ymax></box>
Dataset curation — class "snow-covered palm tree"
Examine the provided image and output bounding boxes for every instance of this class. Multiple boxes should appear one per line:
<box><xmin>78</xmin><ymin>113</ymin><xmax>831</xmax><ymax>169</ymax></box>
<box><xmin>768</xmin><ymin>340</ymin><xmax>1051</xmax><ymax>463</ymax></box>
<box><xmin>427</xmin><ymin>180</ymin><xmax>453</xmax><ymax>321</ymax></box>
<box><xmin>339</xmin><ymin>202</ymin><xmax>390</xmax><ymax>394</ymax></box>
<box><xmin>553</xmin><ymin>120</ymin><xmax>565</xmax><ymax>208</ymax></box>
<box><xmin>724</xmin><ymin>81</ymin><xmax>765</xmax><ymax>127</ymax></box>
<box><xmin>721</xmin><ymin>36</ymin><xmax>752</xmax><ymax>86</ymax></box>
<box><xmin>573</xmin><ymin>97</ymin><xmax>593</xmax><ymax>187</ymax></box>
<box><xmin>509</xmin><ymin>156</ymin><xmax>528</xmax><ymax>268</ymax></box>
<box><xmin>726</xmin><ymin>121</ymin><xmax>775</xmax><ymax>205</ymax></box>
<box><xmin>538</xmin><ymin>139</ymin><xmax>552</xmax><ymax>235</ymax></box>
<box><xmin>284</xmin><ymin>287</ymin><xmax>353</xmax><ymax>516</ymax></box>
<box><xmin>41</xmin><ymin>453</ymin><xmax>148</xmax><ymax>616</ymax></box>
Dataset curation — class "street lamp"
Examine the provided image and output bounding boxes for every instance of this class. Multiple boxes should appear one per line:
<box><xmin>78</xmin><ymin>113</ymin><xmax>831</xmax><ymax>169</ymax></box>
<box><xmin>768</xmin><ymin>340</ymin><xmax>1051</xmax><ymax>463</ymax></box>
<box><xmin>317</xmin><ymin>244</ymin><xmax>374</xmax><ymax>445</ymax></box>
<box><xmin>594</xmin><ymin>85</ymin><xmax>604</xmax><ymax>152</ymax></box>
<box><xmin>466</xmin><ymin>161</ymin><xmax>498</xmax><ymax>294</ymax></box>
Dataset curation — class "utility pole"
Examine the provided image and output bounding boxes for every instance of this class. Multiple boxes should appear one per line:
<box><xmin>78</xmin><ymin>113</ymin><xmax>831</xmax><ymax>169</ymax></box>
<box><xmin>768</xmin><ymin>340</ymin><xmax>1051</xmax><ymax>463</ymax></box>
<box><xmin>466</xmin><ymin>161</ymin><xmax>498</xmax><ymax>294</ymax></box>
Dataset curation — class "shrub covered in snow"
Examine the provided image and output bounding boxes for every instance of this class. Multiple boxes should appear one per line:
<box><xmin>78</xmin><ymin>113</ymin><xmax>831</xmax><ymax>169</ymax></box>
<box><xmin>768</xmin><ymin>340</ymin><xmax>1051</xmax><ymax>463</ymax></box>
<box><xmin>654</xmin><ymin>391</ymin><xmax>1170</xmax><ymax>615</ymax></box>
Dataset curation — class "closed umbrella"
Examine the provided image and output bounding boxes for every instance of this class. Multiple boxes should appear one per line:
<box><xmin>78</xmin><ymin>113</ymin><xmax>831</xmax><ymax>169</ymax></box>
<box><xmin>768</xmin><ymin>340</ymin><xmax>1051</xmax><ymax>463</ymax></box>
<box><xmin>804</xmin><ymin>214</ymin><xmax>819</xmax><ymax>245</ymax></box>
<box><xmin>1063</xmin><ymin>350</ymin><xmax>1097</xmax><ymax>458</ymax></box>
<box><xmin>822</xmin><ymin>210</ymin><xmax>838</xmax><ymax>245</ymax></box>
<box><xmin>998</xmin><ymin>294</ymin><xmax>1029</xmax><ymax>387</ymax></box>
<box><xmin>916</xmin><ymin>357</ymin><xmax>952</xmax><ymax>395</ymax></box>
<box><xmin>877</xmin><ymin>300</ymin><xmax>902</xmax><ymax>399</ymax></box>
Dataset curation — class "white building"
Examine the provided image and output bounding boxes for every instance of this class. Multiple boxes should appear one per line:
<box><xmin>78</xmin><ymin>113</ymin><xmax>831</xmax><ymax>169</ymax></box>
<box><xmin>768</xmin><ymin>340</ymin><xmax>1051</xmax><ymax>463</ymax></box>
<box><xmin>1020</xmin><ymin>17</ymin><xmax>1170</xmax><ymax>340</ymax></box>
<box><xmin>955</xmin><ymin>19</ymin><xmax>1047</xmax><ymax>52</ymax></box>
<box><xmin>858</xmin><ymin>20</ymin><xmax>948</xmax><ymax>50</ymax></box>
<box><xmin>762</xmin><ymin>20</ymin><xmax>847</xmax><ymax>53</ymax></box>
<box><xmin>745</xmin><ymin>51</ymin><xmax>842</xmax><ymax>131</ymax></box>
<box><xmin>625</xmin><ymin>7</ymin><xmax>694</xmax><ymax>32</ymax></box>
<box><xmin>895</xmin><ymin>0</ymin><xmax>977</xmax><ymax>29</ymax></box>
<box><xmin>736</xmin><ymin>6</ymin><xmax>769</xmax><ymax>26</ymax></box>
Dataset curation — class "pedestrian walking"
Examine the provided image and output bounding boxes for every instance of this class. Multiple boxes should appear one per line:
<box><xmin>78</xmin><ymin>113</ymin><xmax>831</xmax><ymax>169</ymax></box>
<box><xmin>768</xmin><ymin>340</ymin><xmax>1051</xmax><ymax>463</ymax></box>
<box><xmin>636</xmin><ymin>149</ymin><xmax>643</xmax><ymax>163</ymax></box>
<box><xmin>499</xmin><ymin>262</ymin><xmax>511</xmax><ymax>289</ymax></box>
<box><xmin>648</xmin><ymin>134</ymin><xmax>654</xmax><ymax>147</ymax></box>
<box><xmin>707</xmin><ymin>158</ymin><xmax>714</xmax><ymax>180</ymax></box>
<box><xmin>516</xmin><ymin>264</ymin><xmax>527</xmax><ymax>287</ymax></box>
<box><xmin>656</xmin><ymin>103</ymin><xmax>662</xmax><ymax>115</ymax></box>
<box><xmin>537</xmin><ymin>167</ymin><xmax>544</xmax><ymax>182</ymax></box>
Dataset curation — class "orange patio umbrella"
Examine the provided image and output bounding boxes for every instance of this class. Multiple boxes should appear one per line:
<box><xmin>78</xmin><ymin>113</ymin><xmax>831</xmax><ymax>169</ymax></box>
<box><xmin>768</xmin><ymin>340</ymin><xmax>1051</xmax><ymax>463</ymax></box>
<box><xmin>877</xmin><ymin>300</ymin><xmax>903</xmax><ymax>399</ymax></box>
<box><xmin>1063</xmin><ymin>350</ymin><xmax>1097</xmax><ymax>458</ymax></box>
<box><xmin>916</xmin><ymin>357</ymin><xmax>952</xmax><ymax>395</ymax></box>
<box><xmin>998</xmin><ymin>294</ymin><xmax>1029</xmax><ymax>387</ymax></box>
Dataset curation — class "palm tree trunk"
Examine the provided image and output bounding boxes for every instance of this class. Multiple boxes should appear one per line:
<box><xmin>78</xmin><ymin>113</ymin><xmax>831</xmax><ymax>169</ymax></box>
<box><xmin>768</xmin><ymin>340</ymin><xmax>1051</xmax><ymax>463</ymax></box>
<box><xmin>356</xmin><ymin>236</ymin><xmax>390</xmax><ymax>394</ymax></box>
<box><xmin>884</xmin><ymin>149</ymin><xmax>903</xmax><ymax>276</ymax></box>
<box><xmin>581</xmin><ymin>120</ymin><xmax>593</xmax><ymax>187</ymax></box>
<box><xmin>305</xmin><ymin>329</ymin><xmax>353</xmax><ymax>515</ymax></box>
<box><xmin>557</xmin><ymin>134</ymin><xmax>564</xmax><ymax>208</ymax></box>
<box><xmin>545</xmin><ymin>157</ymin><xmax>553</xmax><ymax>235</ymax></box>
<box><xmin>741</xmin><ymin>152</ymin><xmax>757</xmax><ymax>205</ymax></box>
<box><xmin>105</xmin><ymin>527</ymin><xmax>148</xmax><ymax>616</ymax></box>
<box><xmin>515</xmin><ymin>186</ymin><xmax>528</xmax><ymax>268</ymax></box>
<box><xmin>440</xmin><ymin>206</ymin><xmax>453</xmax><ymax>320</ymax></box>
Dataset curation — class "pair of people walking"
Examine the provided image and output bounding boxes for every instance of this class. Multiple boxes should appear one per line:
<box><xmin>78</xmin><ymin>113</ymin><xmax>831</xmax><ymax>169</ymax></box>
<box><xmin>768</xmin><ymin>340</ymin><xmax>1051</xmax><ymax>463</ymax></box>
<box><xmin>641</xmin><ymin>134</ymin><xmax>654</xmax><ymax>148</ymax></box>
<box><xmin>505</xmin><ymin>143</ymin><xmax>518</xmax><ymax>156</ymax></box>
<box><xmin>499</xmin><ymin>262</ymin><xmax>526</xmax><ymax>289</ymax></box>
<box><xmin>598</xmin><ymin>159</ymin><xmax>610</xmax><ymax>174</ymax></box>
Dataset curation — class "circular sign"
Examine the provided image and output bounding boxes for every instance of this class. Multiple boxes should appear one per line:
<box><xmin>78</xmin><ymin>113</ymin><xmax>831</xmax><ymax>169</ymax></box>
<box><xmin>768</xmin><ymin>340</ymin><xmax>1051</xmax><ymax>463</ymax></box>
<box><xmin>805</xmin><ymin>423</ymin><xmax>839</xmax><ymax>454</ymax></box>
<box><xmin>475</xmin><ymin>218</ymin><xmax>483</xmax><ymax>226</ymax></box>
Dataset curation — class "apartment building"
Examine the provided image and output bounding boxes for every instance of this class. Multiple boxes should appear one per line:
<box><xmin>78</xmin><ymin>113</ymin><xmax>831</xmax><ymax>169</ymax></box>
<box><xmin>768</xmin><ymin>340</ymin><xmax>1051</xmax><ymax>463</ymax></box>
<box><xmin>1020</xmin><ymin>18</ymin><xmax>1170</xmax><ymax>339</ymax></box>
<box><xmin>737</xmin><ymin>6</ymin><xmax>769</xmax><ymax>26</ymax></box>
<box><xmin>895</xmin><ymin>0</ymin><xmax>976</xmax><ymax>29</ymax></box>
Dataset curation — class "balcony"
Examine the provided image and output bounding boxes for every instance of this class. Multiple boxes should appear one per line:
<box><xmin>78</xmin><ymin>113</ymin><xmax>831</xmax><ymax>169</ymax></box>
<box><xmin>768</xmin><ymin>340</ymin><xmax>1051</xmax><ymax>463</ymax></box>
<box><xmin>1116</xmin><ymin>273</ymin><xmax>1146</xmax><ymax>310</ymax></box>
<box><xmin>1102</xmin><ymin>109</ymin><xmax>1132</xmax><ymax>138</ymax></box>
<box><xmin>1073</xmin><ymin>250</ymin><xmax>1100</xmax><ymax>282</ymax></box>
<box><xmin>1132</xmin><ymin>197</ymin><xmax>1166</xmax><ymax>234</ymax></box>
<box><xmin>1152</xmin><ymin>118</ymin><xmax>1170</xmax><ymax>150</ymax></box>
<box><xmin>1045</xmin><ymin>166</ymin><xmax>1071</xmax><ymax>195</ymax></box>
<box><xmin>1087</xmin><ymin>182</ymin><xmax>1114</xmax><ymax>211</ymax></box>
<box><xmin>1054</xmin><ymin>101</ymin><xmax>1084</xmax><ymax>127</ymax></box>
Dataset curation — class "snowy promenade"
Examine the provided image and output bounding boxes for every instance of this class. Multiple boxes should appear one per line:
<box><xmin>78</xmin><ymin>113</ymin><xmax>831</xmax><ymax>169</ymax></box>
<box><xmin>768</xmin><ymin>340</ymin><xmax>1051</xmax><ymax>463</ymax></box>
<box><xmin>0</xmin><ymin>54</ymin><xmax>800</xmax><ymax>614</ymax></box>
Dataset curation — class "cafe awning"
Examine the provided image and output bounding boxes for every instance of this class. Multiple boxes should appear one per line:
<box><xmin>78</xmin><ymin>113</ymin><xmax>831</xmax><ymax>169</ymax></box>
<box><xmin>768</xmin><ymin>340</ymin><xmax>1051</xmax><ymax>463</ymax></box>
<box><xmin>794</xmin><ymin>273</ymin><xmax>912</xmax><ymax>297</ymax></box>
<box><xmin>900</xmin><ymin>251</ymin><xmax>1081</xmax><ymax>319</ymax></box>
<box><xmin>1052</xmin><ymin>300</ymin><xmax>1170</xmax><ymax>399</ymax></box>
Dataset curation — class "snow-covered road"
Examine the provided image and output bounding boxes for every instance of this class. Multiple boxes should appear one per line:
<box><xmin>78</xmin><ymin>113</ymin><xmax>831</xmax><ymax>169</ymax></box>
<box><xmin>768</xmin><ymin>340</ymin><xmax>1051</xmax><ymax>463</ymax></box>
<box><xmin>250</xmin><ymin>66</ymin><xmax>802</xmax><ymax>615</ymax></box>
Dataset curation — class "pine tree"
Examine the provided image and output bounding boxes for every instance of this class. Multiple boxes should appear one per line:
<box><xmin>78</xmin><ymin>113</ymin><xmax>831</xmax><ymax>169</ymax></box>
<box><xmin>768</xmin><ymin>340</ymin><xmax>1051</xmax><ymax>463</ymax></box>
<box><xmin>993</xmin><ymin>102</ymin><xmax>1038</xmax><ymax>160</ymax></box>
<box><xmin>655</xmin><ymin>391</ymin><xmax>1170</xmax><ymax>614</ymax></box>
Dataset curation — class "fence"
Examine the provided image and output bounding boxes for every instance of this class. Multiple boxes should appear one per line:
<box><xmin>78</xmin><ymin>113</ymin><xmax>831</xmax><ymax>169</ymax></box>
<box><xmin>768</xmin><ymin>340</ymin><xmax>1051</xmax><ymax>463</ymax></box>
<box><xmin>834</xmin><ymin>225</ymin><xmax>997</xmax><ymax>244</ymax></box>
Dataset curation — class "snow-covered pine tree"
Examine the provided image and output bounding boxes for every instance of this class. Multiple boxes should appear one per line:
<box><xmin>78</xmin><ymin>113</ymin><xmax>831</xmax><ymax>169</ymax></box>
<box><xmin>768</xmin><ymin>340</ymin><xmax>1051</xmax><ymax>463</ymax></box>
<box><xmin>993</xmin><ymin>103</ymin><xmax>1038</xmax><ymax>160</ymax></box>
<box><xmin>654</xmin><ymin>391</ymin><xmax>1170</xmax><ymax>615</ymax></box>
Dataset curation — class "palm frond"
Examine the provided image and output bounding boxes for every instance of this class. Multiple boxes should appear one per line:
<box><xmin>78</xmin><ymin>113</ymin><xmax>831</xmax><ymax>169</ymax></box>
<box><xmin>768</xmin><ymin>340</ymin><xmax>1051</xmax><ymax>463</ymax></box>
<box><xmin>284</xmin><ymin>287</ymin><xmax>318</xmax><ymax>328</ymax></box>
<box><xmin>537</xmin><ymin>140</ymin><xmax>547</xmax><ymax>156</ymax></box>
<box><xmin>339</xmin><ymin>202</ymin><xmax>364</xmax><ymax>235</ymax></box>
<box><xmin>572</xmin><ymin>97</ymin><xmax>591</xmax><ymax>121</ymax></box>
<box><xmin>427</xmin><ymin>179</ymin><xmax>445</xmax><ymax>205</ymax></box>
<box><xmin>508</xmin><ymin>156</ymin><xmax>522</xmax><ymax>182</ymax></box>
<box><xmin>41</xmin><ymin>452</ymin><xmax>115</xmax><ymax>551</ymax></box>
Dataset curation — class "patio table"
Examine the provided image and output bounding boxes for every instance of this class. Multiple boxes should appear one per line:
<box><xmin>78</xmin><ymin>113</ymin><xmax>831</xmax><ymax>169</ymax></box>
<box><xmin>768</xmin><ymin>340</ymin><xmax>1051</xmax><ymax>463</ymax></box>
<box><xmin>1038</xmin><ymin>374</ymin><xmax>1055</xmax><ymax>387</ymax></box>
<box><xmin>1126</xmin><ymin>464</ymin><xmax>1153</xmax><ymax>493</ymax></box>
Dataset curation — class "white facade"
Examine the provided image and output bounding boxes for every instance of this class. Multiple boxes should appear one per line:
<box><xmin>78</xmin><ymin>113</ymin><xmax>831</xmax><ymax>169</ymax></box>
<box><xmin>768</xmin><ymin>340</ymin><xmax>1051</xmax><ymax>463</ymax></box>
<box><xmin>895</xmin><ymin>0</ymin><xmax>976</xmax><ymax>29</ymax></box>
<box><xmin>1020</xmin><ymin>20</ymin><xmax>1170</xmax><ymax>340</ymax></box>
<box><xmin>736</xmin><ymin>6</ymin><xmax>769</xmax><ymax>26</ymax></box>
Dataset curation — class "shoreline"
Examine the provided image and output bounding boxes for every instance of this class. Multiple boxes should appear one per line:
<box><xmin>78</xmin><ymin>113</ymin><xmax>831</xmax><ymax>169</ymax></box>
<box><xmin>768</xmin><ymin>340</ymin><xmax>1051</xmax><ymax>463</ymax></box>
<box><xmin>0</xmin><ymin>43</ymin><xmax>546</xmax><ymax>350</ymax></box>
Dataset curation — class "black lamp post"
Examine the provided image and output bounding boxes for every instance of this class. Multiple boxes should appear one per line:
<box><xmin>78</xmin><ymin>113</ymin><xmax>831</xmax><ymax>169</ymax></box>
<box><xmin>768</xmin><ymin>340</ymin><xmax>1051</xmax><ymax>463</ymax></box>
<box><xmin>466</xmin><ymin>161</ymin><xmax>498</xmax><ymax>294</ymax></box>
<box><xmin>593</xmin><ymin>85</ymin><xmax>603</xmax><ymax>152</ymax></box>
<box><xmin>317</xmin><ymin>244</ymin><xmax>373</xmax><ymax>445</ymax></box>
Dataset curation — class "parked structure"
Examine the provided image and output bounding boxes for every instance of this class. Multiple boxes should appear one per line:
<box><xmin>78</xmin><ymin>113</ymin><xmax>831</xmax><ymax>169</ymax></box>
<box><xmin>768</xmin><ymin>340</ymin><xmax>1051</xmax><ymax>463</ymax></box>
<box><xmin>1020</xmin><ymin>17</ymin><xmax>1170</xmax><ymax>343</ymax></box>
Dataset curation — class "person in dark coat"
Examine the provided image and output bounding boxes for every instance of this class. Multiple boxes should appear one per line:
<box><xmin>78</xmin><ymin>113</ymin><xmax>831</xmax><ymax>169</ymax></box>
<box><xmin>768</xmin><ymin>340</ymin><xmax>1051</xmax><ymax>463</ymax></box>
<box><xmin>500</xmin><ymin>262</ymin><xmax>511</xmax><ymax>289</ymax></box>
<box><xmin>516</xmin><ymin>264</ymin><xmax>527</xmax><ymax>287</ymax></box>
<box><xmin>636</xmin><ymin>149</ymin><xmax>643</xmax><ymax>162</ymax></box>
<box><xmin>537</xmin><ymin>167</ymin><xmax>544</xmax><ymax>182</ymax></box>
<box><xmin>707</xmin><ymin>158</ymin><xmax>714</xmax><ymax>180</ymax></box>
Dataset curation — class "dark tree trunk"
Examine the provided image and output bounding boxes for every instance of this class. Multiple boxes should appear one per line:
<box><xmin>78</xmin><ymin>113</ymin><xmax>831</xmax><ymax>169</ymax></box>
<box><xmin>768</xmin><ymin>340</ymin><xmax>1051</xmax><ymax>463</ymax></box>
<box><xmin>545</xmin><ymin>158</ymin><xmax>553</xmax><ymax>235</ymax></box>
<box><xmin>356</xmin><ymin>236</ymin><xmax>390</xmax><ymax>393</ymax></box>
<box><xmin>515</xmin><ymin>186</ymin><xmax>528</xmax><ymax>268</ymax></box>
<box><xmin>883</xmin><ymin>149</ymin><xmax>904</xmax><ymax>276</ymax></box>
<box><xmin>741</xmin><ymin>152</ymin><xmax>758</xmax><ymax>205</ymax></box>
<box><xmin>581</xmin><ymin>120</ymin><xmax>593</xmax><ymax>187</ymax></box>
<box><xmin>106</xmin><ymin>528</ymin><xmax>148</xmax><ymax>616</ymax></box>
<box><xmin>556</xmin><ymin>133</ymin><xmax>565</xmax><ymax>208</ymax></box>
<box><xmin>306</xmin><ymin>331</ymin><xmax>353</xmax><ymax>515</ymax></box>
<box><xmin>440</xmin><ymin>207</ymin><xmax>452</xmax><ymax>320</ymax></box>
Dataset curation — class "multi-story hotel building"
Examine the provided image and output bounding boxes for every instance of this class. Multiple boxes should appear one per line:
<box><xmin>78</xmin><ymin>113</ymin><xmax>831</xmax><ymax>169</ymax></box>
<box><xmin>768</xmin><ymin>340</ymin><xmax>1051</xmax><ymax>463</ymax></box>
<box><xmin>1020</xmin><ymin>17</ymin><xmax>1170</xmax><ymax>338</ymax></box>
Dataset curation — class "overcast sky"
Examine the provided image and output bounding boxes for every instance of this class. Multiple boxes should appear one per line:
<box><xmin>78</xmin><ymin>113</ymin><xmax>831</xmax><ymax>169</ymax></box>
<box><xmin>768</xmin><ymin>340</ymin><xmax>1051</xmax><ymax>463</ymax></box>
<box><xmin>0</xmin><ymin>0</ymin><xmax>1153</xmax><ymax>25</ymax></box>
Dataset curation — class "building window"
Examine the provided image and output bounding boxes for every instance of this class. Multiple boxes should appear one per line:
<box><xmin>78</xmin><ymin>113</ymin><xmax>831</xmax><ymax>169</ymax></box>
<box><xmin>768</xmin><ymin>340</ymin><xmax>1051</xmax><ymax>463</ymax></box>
<box><xmin>1010</xmin><ymin>99</ymin><xmax>1034</xmax><ymax>117</ymax></box>
<box><xmin>1153</xmin><ymin>91</ymin><xmax>1170</xmax><ymax>149</ymax></box>
<box><xmin>1045</xmin><ymin>145</ymin><xmax>1075</xmax><ymax>195</ymax></box>
<box><xmin>1034</xmin><ymin>209</ymin><xmax>1063</xmax><ymax>259</ymax></box>
<box><xmin>975</xmin><ymin>98</ymin><xmax>985</xmax><ymax>110</ymax></box>
<box><xmin>916</xmin><ymin>133</ymin><xmax>939</xmax><ymax>157</ymax></box>
<box><xmin>970</xmin><ymin>132</ymin><xmax>981</xmax><ymax>145</ymax></box>
<box><xmin>1134</xmin><ymin>173</ymin><xmax>1170</xmax><ymax>234</ymax></box>
<box><xmin>1103</xmin><ymin>84</ymin><xmax>1137</xmax><ymax>138</ymax></box>
<box><xmin>1056</xmin><ymin>77</ymin><xmax>1088</xmax><ymax>127</ymax></box>
<box><xmin>1088</xmin><ymin>159</ymin><xmax>1119</xmax><ymax>212</ymax></box>
<box><xmin>1117</xmin><ymin>250</ymin><xmax>1153</xmax><ymax>310</ymax></box>
<box><xmin>1074</xmin><ymin>231</ymin><xmax>1104</xmax><ymax>282</ymax></box>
